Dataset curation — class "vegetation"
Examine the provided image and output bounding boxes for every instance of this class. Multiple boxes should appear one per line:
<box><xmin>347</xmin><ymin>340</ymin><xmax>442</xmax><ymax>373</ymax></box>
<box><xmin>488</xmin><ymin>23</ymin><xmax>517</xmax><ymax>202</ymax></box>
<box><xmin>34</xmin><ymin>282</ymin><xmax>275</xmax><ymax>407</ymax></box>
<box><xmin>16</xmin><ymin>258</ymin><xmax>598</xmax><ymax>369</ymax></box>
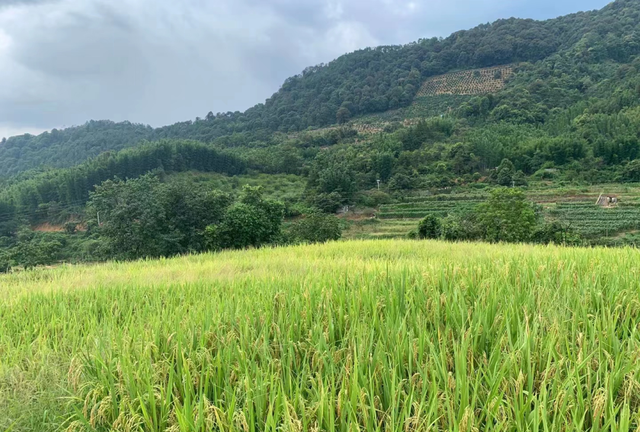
<box><xmin>416</xmin><ymin>65</ymin><xmax>514</xmax><ymax>97</ymax></box>
<box><xmin>287</xmin><ymin>212</ymin><xmax>343</xmax><ymax>244</ymax></box>
<box><xmin>2</xmin><ymin>0</ymin><xmax>640</xmax><ymax>178</ymax></box>
<box><xmin>1</xmin><ymin>3</ymin><xmax>640</xmax><ymax>259</ymax></box>
<box><xmin>3</xmin><ymin>240</ymin><xmax>640</xmax><ymax>431</ymax></box>
<box><xmin>6</xmin><ymin>2</ymin><xmax>640</xmax><ymax>429</ymax></box>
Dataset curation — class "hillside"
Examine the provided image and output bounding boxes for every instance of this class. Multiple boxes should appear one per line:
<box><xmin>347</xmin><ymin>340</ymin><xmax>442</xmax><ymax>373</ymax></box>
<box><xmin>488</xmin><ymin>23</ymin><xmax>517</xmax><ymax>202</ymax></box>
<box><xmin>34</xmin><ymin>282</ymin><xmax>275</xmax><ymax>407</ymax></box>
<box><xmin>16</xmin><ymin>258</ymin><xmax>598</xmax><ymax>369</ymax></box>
<box><xmin>2</xmin><ymin>0</ymin><xmax>640</xmax><ymax>176</ymax></box>
<box><xmin>2</xmin><ymin>0</ymin><xmax>640</xmax><ymax>269</ymax></box>
<box><xmin>3</xmin><ymin>240</ymin><xmax>640</xmax><ymax>431</ymax></box>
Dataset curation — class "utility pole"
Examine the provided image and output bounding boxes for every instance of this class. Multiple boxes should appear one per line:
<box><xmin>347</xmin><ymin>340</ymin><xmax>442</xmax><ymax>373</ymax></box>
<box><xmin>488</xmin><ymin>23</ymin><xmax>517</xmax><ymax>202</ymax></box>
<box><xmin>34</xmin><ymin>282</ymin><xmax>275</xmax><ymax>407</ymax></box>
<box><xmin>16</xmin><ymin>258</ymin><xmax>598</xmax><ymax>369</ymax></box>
<box><xmin>97</xmin><ymin>211</ymin><xmax>101</xmax><ymax>226</ymax></box>
<box><xmin>377</xmin><ymin>179</ymin><xmax>381</xmax><ymax>190</ymax></box>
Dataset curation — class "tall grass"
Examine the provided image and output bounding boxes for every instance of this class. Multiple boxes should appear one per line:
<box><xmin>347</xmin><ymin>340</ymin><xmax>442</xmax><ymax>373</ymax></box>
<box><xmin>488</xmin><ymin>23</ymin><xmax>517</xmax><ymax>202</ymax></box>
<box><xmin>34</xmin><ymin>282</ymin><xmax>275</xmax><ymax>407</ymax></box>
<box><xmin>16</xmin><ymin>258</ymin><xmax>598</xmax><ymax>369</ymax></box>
<box><xmin>2</xmin><ymin>240</ymin><xmax>640</xmax><ymax>431</ymax></box>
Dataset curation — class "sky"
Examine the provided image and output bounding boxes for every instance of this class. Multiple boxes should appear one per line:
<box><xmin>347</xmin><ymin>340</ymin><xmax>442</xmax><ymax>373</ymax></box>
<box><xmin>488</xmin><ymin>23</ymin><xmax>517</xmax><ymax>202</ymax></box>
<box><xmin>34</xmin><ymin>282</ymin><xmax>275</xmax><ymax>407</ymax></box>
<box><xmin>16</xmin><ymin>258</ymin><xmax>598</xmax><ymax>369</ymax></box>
<box><xmin>0</xmin><ymin>0</ymin><xmax>611</xmax><ymax>140</ymax></box>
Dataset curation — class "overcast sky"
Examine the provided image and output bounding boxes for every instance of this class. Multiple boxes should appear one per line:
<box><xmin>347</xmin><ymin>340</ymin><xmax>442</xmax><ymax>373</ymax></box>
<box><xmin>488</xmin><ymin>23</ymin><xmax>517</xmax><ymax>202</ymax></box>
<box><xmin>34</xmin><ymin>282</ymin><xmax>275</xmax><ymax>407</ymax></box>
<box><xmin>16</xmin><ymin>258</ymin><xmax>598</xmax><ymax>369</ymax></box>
<box><xmin>0</xmin><ymin>0</ymin><xmax>610</xmax><ymax>139</ymax></box>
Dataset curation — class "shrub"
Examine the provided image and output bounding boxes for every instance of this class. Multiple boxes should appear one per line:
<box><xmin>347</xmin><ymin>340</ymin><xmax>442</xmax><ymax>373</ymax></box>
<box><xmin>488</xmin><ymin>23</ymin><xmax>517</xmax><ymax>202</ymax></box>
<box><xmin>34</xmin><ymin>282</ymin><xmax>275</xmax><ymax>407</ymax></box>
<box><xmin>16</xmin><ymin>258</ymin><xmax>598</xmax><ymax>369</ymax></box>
<box><xmin>476</xmin><ymin>188</ymin><xmax>536</xmax><ymax>243</ymax></box>
<box><xmin>64</xmin><ymin>222</ymin><xmax>78</xmax><ymax>235</ymax></box>
<box><xmin>309</xmin><ymin>192</ymin><xmax>345</xmax><ymax>213</ymax></box>
<box><xmin>288</xmin><ymin>213</ymin><xmax>343</xmax><ymax>244</ymax></box>
<box><xmin>417</xmin><ymin>215</ymin><xmax>442</xmax><ymax>239</ymax></box>
<box><xmin>207</xmin><ymin>186</ymin><xmax>285</xmax><ymax>250</ymax></box>
<box><xmin>356</xmin><ymin>190</ymin><xmax>392</xmax><ymax>208</ymax></box>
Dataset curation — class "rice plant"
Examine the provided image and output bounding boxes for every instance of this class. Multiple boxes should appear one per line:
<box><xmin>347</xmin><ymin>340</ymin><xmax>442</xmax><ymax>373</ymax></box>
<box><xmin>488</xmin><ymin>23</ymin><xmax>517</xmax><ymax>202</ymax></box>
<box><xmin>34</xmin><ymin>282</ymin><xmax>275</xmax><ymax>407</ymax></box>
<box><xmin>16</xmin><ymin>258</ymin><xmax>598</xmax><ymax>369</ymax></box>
<box><xmin>2</xmin><ymin>240</ymin><xmax>640</xmax><ymax>431</ymax></box>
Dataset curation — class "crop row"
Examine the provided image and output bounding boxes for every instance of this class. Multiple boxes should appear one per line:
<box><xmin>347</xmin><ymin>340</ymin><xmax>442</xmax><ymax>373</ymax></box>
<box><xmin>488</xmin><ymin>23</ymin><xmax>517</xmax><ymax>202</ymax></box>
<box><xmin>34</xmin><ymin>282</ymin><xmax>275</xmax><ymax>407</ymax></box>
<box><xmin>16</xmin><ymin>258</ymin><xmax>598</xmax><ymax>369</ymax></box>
<box><xmin>381</xmin><ymin>201</ymin><xmax>483</xmax><ymax>211</ymax></box>
<box><xmin>416</xmin><ymin>65</ymin><xmax>514</xmax><ymax>97</ymax></box>
<box><xmin>399</xmin><ymin>195</ymin><xmax>487</xmax><ymax>203</ymax></box>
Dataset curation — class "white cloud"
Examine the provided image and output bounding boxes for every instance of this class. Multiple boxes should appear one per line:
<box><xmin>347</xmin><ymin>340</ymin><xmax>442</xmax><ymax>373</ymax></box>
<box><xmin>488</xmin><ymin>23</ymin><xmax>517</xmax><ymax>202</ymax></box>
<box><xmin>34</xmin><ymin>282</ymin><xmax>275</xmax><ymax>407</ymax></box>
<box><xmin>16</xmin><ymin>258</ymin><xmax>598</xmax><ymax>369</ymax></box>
<box><xmin>0</xmin><ymin>124</ymin><xmax>47</xmax><ymax>140</ymax></box>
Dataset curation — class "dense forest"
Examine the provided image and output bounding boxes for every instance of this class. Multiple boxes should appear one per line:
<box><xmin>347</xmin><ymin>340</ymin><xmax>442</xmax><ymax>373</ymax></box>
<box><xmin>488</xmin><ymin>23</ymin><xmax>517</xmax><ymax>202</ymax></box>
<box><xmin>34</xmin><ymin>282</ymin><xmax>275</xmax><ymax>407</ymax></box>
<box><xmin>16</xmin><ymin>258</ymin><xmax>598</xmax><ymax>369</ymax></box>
<box><xmin>2</xmin><ymin>0</ymin><xmax>640</xmax><ymax>268</ymax></box>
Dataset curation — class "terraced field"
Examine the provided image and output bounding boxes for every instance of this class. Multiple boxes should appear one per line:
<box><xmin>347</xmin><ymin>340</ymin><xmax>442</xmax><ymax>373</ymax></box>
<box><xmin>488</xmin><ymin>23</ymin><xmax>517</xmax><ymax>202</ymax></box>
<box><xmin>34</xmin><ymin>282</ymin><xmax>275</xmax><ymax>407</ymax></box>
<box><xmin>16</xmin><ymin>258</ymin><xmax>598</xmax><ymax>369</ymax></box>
<box><xmin>346</xmin><ymin>186</ymin><xmax>640</xmax><ymax>241</ymax></box>
<box><xmin>548</xmin><ymin>202</ymin><xmax>640</xmax><ymax>237</ymax></box>
<box><xmin>378</xmin><ymin>199</ymin><xmax>483</xmax><ymax>219</ymax></box>
<box><xmin>416</xmin><ymin>65</ymin><xmax>514</xmax><ymax>97</ymax></box>
<box><xmin>345</xmin><ymin>195</ymin><xmax>485</xmax><ymax>240</ymax></box>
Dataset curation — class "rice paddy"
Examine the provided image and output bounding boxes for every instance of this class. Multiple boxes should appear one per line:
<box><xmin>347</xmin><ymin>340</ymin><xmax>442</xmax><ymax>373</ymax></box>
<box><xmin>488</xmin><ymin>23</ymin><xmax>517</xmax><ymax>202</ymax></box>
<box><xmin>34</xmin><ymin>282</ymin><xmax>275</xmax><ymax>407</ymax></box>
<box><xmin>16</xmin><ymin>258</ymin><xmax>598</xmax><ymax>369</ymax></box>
<box><xmin>2</xmin><ymin>240</ymin><xmax>640</xmax><ymax>431</ymax></box>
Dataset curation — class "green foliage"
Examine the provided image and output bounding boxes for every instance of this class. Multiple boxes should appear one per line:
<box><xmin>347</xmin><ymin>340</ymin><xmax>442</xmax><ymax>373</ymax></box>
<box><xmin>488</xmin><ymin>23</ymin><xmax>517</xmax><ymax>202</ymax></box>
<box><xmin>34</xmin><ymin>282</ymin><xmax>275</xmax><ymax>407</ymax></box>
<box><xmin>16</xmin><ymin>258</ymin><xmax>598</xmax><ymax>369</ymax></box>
<box><xmin>88</xmin><ymin>174</ymin><xmax>232</xmax><ymax>259</ymax></box>
<box><xmin>532</xmin><ymin>221</ymin><xmax>583</xmax><ymax>245</ymax></box>
<box><xmin>63</xmin><ymin>222</ymin><xmax>77</xmax><ymax>235</ymax></box>
<box><xmin>308</xmin><ymin>192</ymin><xmax>345</xmax><ymax>213</ymax></box>
<box><xmin>622</xmin><ymin>159</ymin><xmax>640</xmax><ymax>181</ymax></box>
<box><xmin>356</xmin><ymin>190</ymin><xmax>392</xmax><ymax>207</ymax></box>
<box><xmin>496</xmin><ymin>158</ymin><xmax>516</xmax><ymax>186</ymax></box>
<box><xmin>317</xmin><ymin>165</ymin><xmax>357</xmax><ymax>199</ymax></box>
<box><xmin>417</xmin><ymin>214</ymin><xmax>442</xmax><ymax>239</ymax></box>
<box><xmin>388</xmin><ymin>173</ymin><xmax>418</xmax><ymax>191</ymax></box>
<box><xmin>288</xmin><ymin>213</ymin><xmax>343</xmax><ymax>244</ymax></box>
<box><xmin>0</xmin><ymin>140</ymin><xmax>245</xmax><ymax>225</ymax></box>
<box><xmin>207</xmin><ymin>186</ymin><xmax>285</xmax><ymax>250</ymax></box>
<box><xmin>6</xmin><ymin>229</ymin><xmax>63</xmax><ymax>270</ymax></box>
<box><xmin>0</xmin><ymin>120</ymin><xmax>153</xmax><ymax>176</ymax></box>
<box><xmin>475</xmin><ymin>188</ymin><xmax>537</xmax><ymax>243</ymax></box>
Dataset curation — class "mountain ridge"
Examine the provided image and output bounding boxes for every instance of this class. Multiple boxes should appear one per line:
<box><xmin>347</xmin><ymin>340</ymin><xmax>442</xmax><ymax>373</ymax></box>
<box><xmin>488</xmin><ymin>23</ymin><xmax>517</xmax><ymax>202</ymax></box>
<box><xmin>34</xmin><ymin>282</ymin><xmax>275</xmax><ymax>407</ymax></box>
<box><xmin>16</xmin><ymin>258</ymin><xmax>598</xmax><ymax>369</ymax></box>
<box><xmin>3</xmin><ymin>0</ymin><xmax>637</xmax><ymax>176</ymax></box>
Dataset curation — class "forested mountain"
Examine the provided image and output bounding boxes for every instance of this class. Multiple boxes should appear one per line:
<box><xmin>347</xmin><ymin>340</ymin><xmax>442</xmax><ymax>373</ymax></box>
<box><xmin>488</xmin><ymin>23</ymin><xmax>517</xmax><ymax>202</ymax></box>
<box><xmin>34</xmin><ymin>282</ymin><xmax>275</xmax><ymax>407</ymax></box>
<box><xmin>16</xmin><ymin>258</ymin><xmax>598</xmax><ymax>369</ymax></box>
<box><xmin>3</xmin><ymin>0</ymin><xmax>640</xmax><ymax>268</ymax></box>
<box><xmin>3</xmin><ymin>0</ymin><xmax>640</xmax><ymax>177</ymax></box>
<box><xmin>0</xmin><ymin>121</ymin><xmax>154</xmax><ymax>176</ymax></box>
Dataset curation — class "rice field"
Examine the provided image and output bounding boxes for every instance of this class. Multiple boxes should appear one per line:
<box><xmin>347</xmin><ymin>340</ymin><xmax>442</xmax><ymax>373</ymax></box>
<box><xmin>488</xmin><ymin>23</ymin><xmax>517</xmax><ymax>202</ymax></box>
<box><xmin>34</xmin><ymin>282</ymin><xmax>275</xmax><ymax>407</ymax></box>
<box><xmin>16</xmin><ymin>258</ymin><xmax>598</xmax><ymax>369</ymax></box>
<box><xmin>3</xmin><ymin>240</ymin><xmax>640</xmax><ymax>431</ymax></box>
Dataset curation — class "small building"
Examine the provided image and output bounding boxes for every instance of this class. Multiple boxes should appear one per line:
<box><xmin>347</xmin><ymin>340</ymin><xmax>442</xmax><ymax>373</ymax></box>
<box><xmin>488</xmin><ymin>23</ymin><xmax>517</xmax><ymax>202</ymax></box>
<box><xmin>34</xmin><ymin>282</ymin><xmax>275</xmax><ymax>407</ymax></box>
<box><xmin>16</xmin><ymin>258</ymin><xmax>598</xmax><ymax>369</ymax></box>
<box><xmin>596</xmin><ymin>194</ymin><xmax>618</xmax><ymax>207</ymax></box>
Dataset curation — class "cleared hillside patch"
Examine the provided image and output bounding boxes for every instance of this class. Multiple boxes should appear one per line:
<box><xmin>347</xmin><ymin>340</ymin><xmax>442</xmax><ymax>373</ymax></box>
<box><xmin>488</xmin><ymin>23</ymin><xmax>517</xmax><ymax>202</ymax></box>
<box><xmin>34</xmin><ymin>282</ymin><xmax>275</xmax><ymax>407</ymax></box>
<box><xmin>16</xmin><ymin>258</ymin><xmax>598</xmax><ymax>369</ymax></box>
<box><xmin>416</xmin><ymin>65</ymin><xmax>514</xmax><ymax>97</ymax></box>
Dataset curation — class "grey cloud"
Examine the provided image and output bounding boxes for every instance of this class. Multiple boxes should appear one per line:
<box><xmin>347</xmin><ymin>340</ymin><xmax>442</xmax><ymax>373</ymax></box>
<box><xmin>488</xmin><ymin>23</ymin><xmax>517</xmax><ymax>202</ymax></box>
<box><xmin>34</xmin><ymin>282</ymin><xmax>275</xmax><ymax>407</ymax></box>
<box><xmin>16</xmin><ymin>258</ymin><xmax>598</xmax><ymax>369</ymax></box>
<box><xmin>0</xmin><ymin>0</ymin><xmax>611</xmax><ymax>138</ymax></box>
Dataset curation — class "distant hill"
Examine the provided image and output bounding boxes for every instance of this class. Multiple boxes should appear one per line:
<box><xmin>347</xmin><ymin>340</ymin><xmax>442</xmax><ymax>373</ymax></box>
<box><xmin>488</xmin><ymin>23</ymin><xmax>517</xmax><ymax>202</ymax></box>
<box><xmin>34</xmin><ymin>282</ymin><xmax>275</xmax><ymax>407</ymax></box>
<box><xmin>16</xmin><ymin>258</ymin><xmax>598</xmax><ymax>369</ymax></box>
<box><xmin>1</xmin><ymin>0</ymin><xmax>640</xmax><ymax>177</ymax></box>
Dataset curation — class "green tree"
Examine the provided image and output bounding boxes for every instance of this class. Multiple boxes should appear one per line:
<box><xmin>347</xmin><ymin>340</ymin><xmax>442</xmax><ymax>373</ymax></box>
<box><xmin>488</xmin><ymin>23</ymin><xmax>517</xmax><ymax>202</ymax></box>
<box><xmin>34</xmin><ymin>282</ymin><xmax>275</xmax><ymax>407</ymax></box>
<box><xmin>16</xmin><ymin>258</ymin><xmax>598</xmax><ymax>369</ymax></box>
<box><xmin>622</xmin><ymin>159</ymin><xmax>640</xmax><ymax>181</ymax></box>
<box><xmin>476</xmin><ymin>188</ymin><xmax>537</xmax><ymax>243</ymax></box>
<box><xmin>336</xmin><ymin>107</ymin><xmax>352</xmax><ymax>124</ymax></box>
<box><xmin>496</xmin><ymin>158</ymin><xmax>516</xmax><ymax>186</ymax></box>
<box><xmin>88</xmin><ymin>174</ymin><xmax>231</xmax><ymax>259</ymax></box>
<box><xmin>9</xmin><ymin>230</ymin><xmax>63</xmax><ymax>270</ymax></box>
<box><xmin>288</xmin><ymin>212</ymin><xmax>343</xmax><ymax>244</ymax></box>
<box><xmin>309</xmin><ymin>192</ymin><xmax>345</xmax><ymax>214</ymax></box>
<box><xmin>417</xmin><ymin>215</ymin><xmax>442</xmax><ymax>239</ymax></box>
<box><xmin>208</xmin><ymin>186</ymin><xmax>285</xmax><ymax>250</ymax></box>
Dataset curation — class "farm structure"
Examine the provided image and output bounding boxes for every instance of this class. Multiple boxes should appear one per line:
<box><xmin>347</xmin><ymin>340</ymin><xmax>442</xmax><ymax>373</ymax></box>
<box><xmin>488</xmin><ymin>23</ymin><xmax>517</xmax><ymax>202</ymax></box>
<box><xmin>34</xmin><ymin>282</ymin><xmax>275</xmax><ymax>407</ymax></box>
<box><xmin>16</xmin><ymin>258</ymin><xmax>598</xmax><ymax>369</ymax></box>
<box><xmin>596</xmin><ymin>193</ymin><xmax>619</xmax><ymax>206</ymax></box>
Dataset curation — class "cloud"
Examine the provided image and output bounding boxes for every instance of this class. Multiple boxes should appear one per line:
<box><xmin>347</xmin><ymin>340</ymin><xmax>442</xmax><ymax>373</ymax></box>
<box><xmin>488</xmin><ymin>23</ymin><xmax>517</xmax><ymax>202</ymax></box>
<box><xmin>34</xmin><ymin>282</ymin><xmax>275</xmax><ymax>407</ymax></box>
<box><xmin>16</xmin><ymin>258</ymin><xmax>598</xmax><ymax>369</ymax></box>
<box><xmin>0</xmin><ymin>0</ymin><xmax>610</xmax><ymax>138</ymax></box>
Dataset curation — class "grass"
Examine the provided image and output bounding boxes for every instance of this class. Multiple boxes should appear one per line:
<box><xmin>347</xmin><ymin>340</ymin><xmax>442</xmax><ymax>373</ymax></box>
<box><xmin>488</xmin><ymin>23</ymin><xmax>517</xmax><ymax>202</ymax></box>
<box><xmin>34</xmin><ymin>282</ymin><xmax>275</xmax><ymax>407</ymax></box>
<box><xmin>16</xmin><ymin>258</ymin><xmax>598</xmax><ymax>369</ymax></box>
<box><xmin>2</xmin><ymin>240</ymin><xmax>640</xmax><ymax>431</ymax></box>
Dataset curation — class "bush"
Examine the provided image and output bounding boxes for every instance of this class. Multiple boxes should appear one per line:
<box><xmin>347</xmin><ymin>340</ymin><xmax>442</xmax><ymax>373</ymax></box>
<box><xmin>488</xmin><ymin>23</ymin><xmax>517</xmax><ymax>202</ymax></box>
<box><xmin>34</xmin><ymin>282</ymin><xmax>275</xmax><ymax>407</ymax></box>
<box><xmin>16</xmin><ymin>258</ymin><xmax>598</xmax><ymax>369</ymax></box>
<box><xmin>475</xmin><ymin>188</ymin><xmax>536</xmax><ymax>243</ymax></box>
<box><xmin>309</xmin><ymin>192</ymin><xmax>345</xmax><ymax>213</ymax></box>
<box><xmin>0</xmin><ymin>251</ymin><xmax>11</xmax><ymax>273</ymax></box>
<box><xmin>532</xmin><ymin>221</ymin><xmax>583</xmax><ymax>245</ymax></box>
<box><xmin>407</xmin><ymin>229</ymin><xmax>418</xmax><ymax>239</ymax></box>
<box><xmin>441</xmin><ymin>214</ymin><xmax>481</xmax><ymax>241</ymax></box>
<box><xmin>417</xmin><ymin>215</ymin><xmax>442</xmax><ymax>239</ymax></box>
<box><xmin>288</xmin><ymin>213</ymin><xmax>343</xmax><ymax>244</ymax></box>
<box><xmin>356</xmin><ymin>190</ymin><xmax>392</xmax><ymax>208</ymax></box>
<box><xmin>207</xmin><ymin>186</ymin><xmax>285</xmax><ymax>250</ymax></box>
<box><xmin>388</xmin><ymin>173</ymin><xmax>417</xmax><ymax>190</ymax></box>
<box><xmin>64</xmin><ymin>222</ymin><xmax>78</xmax><ymax>235</ymax></box>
